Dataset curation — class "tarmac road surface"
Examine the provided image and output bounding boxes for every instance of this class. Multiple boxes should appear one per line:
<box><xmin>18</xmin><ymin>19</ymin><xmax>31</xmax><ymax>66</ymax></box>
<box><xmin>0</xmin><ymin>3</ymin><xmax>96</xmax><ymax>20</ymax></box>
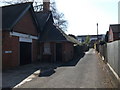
<box><xmin>17</xmin><ymin>49</ymin><xmax>114</xmax><ymax>88</ymax></box>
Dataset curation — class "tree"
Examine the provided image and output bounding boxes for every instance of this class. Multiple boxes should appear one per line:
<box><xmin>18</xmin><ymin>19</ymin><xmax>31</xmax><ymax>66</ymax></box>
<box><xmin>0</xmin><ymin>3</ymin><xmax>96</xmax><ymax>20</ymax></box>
<box><xmin>34</xmin><ymin>1</ymin><xmax>68</xmax><ymax>31</ymax></box>
<box><xmin>84</xmin><ymin>35</ymin><xmax>90</xmax><ymax>45</ymax></box>
<box><xmin>50</xmin><ymin>2</ymin><xmax>68</xmax><ymax>31</ymax></box>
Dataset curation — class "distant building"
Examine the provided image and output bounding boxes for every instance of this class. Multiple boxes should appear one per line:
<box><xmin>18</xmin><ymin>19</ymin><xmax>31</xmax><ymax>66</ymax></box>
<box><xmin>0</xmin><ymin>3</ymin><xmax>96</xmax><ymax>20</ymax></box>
<box><xmin>77</xmin><ymin>34</ymin><xmax>105</xmax><ymax>48</ymax></box>
<box><xmin>77</xmin><ymin>35</ymin><xmax>105</xmax><ymax>43</ymax></box>
<box><xmin>108</xmin><ymin>24</ymin><xmax>120</xmax><ymax>42</ymax></box>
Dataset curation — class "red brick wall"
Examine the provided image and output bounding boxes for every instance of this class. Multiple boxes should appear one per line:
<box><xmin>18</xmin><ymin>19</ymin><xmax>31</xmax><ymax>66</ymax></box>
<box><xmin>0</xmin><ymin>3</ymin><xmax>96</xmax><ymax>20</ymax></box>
<box><xmin>13</xmin><ymin>10</ymin><xmax>38</xmax><ymax>36</ymax></box>
<box><xmin>2</xmin><ymin>10</ymin><xmax>38</xmax><ymax>70</ymax></box>
<box><xmin>40</xmin><ymin>42</ymin><xmax>56</xmax><ymax>62</ymax></box>
<box><xmin>40</xmin><ymin>42</ymin><xmax>53</xmax><ymax>62</ymax></box>
<box><xmin>13</xmin><ymin>10</ymin><xmax>38</xmax><ymax>63</ymax></box>
<box><xmin>40</xmin><ymin>42</ymin><xmax>74</xmax><ymax>62</ymax></box>
<box><xmin>2</xmin><ymin>31</ymin><xmax>19</xmax><ymax>70</ymax></box>
<box><xmin>2</xmin><ymin>33</ymin><xmax>38</xmax><ymax>70</ymax></box>
<box><xmin>62</xmin><ymin>42</ymin><xmax>74</xmax><ymax>62</ymax></box>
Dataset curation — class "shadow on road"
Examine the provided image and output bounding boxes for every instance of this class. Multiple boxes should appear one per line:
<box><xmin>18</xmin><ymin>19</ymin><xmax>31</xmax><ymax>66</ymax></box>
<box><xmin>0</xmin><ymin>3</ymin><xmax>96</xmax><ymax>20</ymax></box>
<box><xmin>2</xmin><ymin>64</ymin><xmax>41</xmax><ymax>88</ymax></box>
<box><xmin>39</xmin><ymin>52</ymin><xmax>85</xmax><ymax>77</ymax></box>
<box><xmin>61</xmin><ymin>52</ymin><xmax>85</xmax><ymax>67</ymax></box>
<box><xmin>2</xmin><ymin>51</ymin><xmax>85</xmax><ymax>88</ymax></box>
<box><xmin>2</xmin><ymin>62</ymin><xmax>56</xmax><ymax>88</ymax></box>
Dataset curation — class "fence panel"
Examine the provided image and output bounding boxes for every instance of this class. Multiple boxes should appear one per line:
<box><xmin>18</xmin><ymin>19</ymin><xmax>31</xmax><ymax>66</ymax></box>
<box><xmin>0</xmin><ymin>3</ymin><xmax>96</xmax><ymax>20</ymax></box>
<box><xmin>98</xmin><ymin>40</ymin><xmax>120</xmax><ymax>77</ymax></box>
<box><xmin>118</xmin><ymin>41</ymin><xmax>120</xmax><ymax>77</ymax></box>
<box><xmin>107</xmin><ymin>43</ymin><xmax>114</xmax><ymax>69</ymax></box>
<box><xmin>107</xmin><ymin>41</ymin><xmax>119</xmax><ymax>77</ymax></box>
<box><xmin>113</xmin><ymin>41</ymin><xmax>119</xmax><ymax>74</ymax></box>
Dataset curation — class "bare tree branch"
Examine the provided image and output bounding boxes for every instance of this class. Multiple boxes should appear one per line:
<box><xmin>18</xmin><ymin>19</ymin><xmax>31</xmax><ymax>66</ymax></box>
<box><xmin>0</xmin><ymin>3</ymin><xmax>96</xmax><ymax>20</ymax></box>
<box><xmin>50</xmin><ymin>2</ymin><xmax>68</xmax><ymax>31</ymax></box>
<box><xmin>32</xmin><ymin>1</ymin><xmax>68</xmax><ymax>31</ymax></box>
<box><xmin>1</xmin><ymin>0</ymin><xmax>68</xmax><ymax>31</ymax></box>
<box><xmin>33</xmin><ymin>1</ymin><xmax>43</xmax><ymax>12</ymax></box>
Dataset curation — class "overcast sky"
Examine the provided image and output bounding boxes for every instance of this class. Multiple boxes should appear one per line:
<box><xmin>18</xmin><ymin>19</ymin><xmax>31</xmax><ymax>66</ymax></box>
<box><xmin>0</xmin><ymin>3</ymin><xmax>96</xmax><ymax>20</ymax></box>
<box><xmin>0</xmin><ymin>0</ymin><xmax>119</xmax><ymax>35</ymax></box>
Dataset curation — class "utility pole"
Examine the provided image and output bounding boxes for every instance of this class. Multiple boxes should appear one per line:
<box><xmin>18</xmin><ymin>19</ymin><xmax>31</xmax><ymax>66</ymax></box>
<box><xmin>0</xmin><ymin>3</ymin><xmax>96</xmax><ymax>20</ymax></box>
<box><xmin>97</xmin><ymin>23</ymin><xmax>98</xmax><ymax>41</ymax></box>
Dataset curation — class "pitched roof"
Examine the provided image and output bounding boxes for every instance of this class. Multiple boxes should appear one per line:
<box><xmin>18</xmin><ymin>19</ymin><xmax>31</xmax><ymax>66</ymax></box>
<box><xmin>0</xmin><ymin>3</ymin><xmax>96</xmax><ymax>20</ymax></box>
<box><xmin>58</xmin><ymin>28</ymin><xmax>81</xmax><ymax>44</ymax></box>
<box><xmin>110</xmin><ymin>24</ymin><xmax>120</xmax><ymax>33</ymax></box>
<box><xmin>35</xmin><ymin>11</ymin><xmax>52</xmax><ymax>32</ymax></box>
<box><xmin>39</xmin><ymin>23</ymin><xmax>80</xmax><ymax>44</ymax></box>
<box><xmin>2</xmin><ymin>2</ymin><xmax>33</xmax><ymax>30</ymax></box>
<box><xmin>35</xmin><ymin>10</ymin><xmax>80</xmax><ymax>44</ymax></box>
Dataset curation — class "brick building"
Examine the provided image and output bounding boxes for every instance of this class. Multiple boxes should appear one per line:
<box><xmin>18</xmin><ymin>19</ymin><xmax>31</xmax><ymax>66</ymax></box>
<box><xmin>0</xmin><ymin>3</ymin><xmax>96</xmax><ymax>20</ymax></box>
<box><xmin>108</xmin><ymin>24</ymin><xmax>120</xmax><ymax>42</ymax></box>
<box><xmin>39</xmin><ymin>23</ymin><xmax>78</xmax><ymax>62</ymax></box>
<box><xmin>1</xmin><ymin>0</ymin><xmax>80</xmax><ymax>69</ymax></box>
<box><xmin>2</xmin><ymin>3</ymin><xmax>39</xmax><ymax>69</ymax></box>
<box><xmin>35</xmin><ymin>1</ymin><xmax>80</xmax><ymax>62</ymax></box>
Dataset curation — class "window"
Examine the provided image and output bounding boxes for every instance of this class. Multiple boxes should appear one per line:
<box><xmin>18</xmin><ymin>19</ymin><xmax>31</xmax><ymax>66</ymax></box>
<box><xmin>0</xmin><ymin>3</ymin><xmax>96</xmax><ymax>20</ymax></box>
<box><xmin>43</xmin><ymin>43</ymin><xmax>51</xmax><ymax>55</ymax></box>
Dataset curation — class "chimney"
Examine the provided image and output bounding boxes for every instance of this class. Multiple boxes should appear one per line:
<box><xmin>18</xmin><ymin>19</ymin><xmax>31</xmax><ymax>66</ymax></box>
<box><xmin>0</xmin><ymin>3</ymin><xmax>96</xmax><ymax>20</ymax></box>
<box><xmin>43</xmin><ymin>0</ymin><xmax>50</xmax><ymax>12</ymax></box>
